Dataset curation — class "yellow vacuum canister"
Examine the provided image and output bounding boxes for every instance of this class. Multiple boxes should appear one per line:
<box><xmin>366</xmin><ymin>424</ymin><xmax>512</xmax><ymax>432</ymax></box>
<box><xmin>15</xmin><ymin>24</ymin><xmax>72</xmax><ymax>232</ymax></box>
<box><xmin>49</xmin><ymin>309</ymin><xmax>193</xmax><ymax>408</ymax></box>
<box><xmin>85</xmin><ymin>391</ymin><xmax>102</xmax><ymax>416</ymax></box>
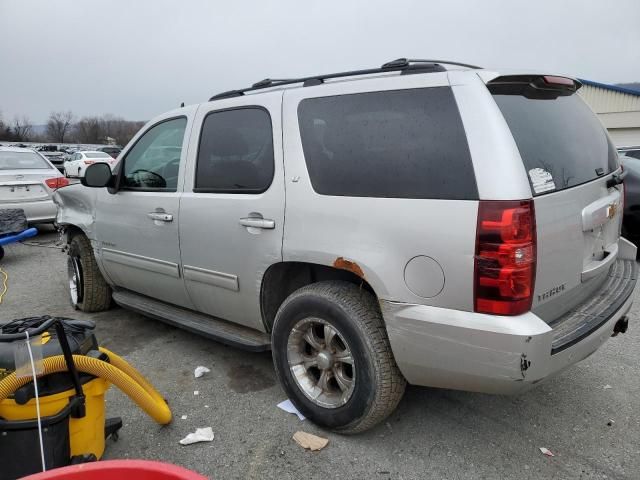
<box><xmin>0</xmin><ymin>316</ymin><xmax>172</xmax><ymax>480</ymax></box>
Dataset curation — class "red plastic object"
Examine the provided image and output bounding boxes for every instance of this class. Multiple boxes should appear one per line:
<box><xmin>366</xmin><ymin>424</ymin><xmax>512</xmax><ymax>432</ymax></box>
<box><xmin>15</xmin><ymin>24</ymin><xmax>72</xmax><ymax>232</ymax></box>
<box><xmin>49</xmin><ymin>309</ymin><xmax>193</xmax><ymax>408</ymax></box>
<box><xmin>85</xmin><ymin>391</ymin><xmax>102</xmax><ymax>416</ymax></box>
<box><xmin>23</xmin><ymin>460</ymin><xmax>208</xmax><ymax>480</ymax></box>
<box><xmin>474</xmin><ymin>199</ymin><xmax>537</xmax><ymax>316</ymax></box>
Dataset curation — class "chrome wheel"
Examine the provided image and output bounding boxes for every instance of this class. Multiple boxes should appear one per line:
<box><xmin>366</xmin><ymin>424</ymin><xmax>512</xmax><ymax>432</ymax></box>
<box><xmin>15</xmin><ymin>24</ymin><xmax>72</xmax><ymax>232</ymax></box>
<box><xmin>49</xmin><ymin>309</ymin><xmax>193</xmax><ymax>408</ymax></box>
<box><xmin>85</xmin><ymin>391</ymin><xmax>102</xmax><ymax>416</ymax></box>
<box><xmin>67</xmin><ymin>255</ymin><xmax>82</xmax><ymax>306</ymax></box>
<box><xmin>287</xmin><ymin>317</ymin><xmax>355</xmax><ymax>408</ymax></box>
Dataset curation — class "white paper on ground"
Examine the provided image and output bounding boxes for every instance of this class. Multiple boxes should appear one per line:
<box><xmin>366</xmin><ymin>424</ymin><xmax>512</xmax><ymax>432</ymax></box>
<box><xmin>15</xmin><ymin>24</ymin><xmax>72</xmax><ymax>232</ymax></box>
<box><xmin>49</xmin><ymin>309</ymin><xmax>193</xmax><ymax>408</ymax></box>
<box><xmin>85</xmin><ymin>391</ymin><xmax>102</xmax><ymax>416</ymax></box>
<box><xmin>194</xmin><ymin>366</ymin><xmax>211</xmax><ymax>378</ymax></box>
<box><xmin>179</xmin><ymin>427</ymin><xmax>214</xmax><ymax>445</ymax></box>
<box><xmin>539</xmin><ymin>447</ymin><xmax>555</xmax><ymax>457</ymax></box>
<box><xmin>277</xmin><ymin>399</ymin><xmax>305</xmax><ymax>421</ymax></box>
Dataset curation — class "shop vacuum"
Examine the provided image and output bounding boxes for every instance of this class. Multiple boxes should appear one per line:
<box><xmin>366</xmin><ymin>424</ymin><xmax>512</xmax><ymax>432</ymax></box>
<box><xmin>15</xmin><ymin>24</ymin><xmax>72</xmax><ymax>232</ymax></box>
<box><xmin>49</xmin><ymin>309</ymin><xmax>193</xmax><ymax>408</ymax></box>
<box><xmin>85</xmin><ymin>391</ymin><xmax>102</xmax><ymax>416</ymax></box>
<box><xmin>0</xmin><ymin>316</ymin><xmax>172</xmax><ymax>479</ymax></box>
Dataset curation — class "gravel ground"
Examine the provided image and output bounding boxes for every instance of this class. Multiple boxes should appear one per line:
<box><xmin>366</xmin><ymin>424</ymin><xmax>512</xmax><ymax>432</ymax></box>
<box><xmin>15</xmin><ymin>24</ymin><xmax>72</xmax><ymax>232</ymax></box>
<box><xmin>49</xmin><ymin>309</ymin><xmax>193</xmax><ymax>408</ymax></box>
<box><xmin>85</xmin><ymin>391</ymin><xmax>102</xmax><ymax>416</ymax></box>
<box><xmin>2</xmin><ymin>227</ymin><xmax>639</xmax><ymax>479</ymax></box>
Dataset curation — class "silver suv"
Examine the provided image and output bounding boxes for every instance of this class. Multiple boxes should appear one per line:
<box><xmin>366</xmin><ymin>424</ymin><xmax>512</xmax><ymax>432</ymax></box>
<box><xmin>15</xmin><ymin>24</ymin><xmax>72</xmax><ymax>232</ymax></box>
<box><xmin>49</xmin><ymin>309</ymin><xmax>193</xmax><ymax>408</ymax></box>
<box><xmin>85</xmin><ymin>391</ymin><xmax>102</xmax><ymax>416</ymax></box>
<box><xmin>54</xmin><ymin>59</ymin><xmax>637</xmax><ymax>433</ymax></box>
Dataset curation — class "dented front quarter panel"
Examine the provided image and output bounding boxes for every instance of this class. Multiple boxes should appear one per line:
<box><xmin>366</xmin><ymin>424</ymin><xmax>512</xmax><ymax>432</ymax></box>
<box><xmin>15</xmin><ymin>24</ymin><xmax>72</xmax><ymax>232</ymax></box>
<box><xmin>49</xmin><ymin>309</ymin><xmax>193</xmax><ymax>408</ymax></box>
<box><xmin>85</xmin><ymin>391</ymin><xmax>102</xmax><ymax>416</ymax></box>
<box><xmin>53</xmin><ymin>184</ymin><xmax>98</xmax><ymax>240</ymax></box>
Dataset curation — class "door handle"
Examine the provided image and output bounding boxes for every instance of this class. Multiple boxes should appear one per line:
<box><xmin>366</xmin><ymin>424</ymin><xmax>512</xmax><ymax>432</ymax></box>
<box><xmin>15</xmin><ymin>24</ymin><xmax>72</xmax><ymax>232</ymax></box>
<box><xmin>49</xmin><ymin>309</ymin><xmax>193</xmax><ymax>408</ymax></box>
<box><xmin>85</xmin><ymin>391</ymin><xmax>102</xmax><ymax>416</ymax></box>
<box><xmin>147</xmin><ymin>212</ymin><xmax>173</xmax><ymax>222</ymax></box>
<box><xmin>239</xmin><ymin>217</ymin><xmax>275</xmax><ymax>229</ymax></box>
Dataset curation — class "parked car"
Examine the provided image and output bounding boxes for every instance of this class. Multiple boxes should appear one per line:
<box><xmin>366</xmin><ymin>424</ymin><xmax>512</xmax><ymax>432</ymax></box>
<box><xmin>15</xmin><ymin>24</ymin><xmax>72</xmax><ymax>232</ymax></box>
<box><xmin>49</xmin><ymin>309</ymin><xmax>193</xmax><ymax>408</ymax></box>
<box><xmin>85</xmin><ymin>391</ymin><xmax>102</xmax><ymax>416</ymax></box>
<box><xmin>97</xmin><ymin>146</ymin><xmax>122</xmax><ymax>158</ymax></box>
<box><xmin>54</xmin><ymin>59</ymin><xmax>636</xmax><ymax>433</ymax></box>
<box><xmin>63</xmin><ymin>151</ymin><xmax>117</xmax><ymax>178</ymax></box>
<box><xmin>0</xmin><ymin>147</ymin><xmax>69</xmax><ymax>223</ymax></box>
<box><xmin>37</xmin><ymin>145</ymin><xmax>66</xmax><ymax>173</ymax></box>
<box><xmin>619</xmin><ymin>154</ymin><xmax>640</xmax><ymax>247</ymax></box>
<box><xmin>619</xmin><ymin>146</ymin><xmax>640</xmax><ymax>160</ymax></box>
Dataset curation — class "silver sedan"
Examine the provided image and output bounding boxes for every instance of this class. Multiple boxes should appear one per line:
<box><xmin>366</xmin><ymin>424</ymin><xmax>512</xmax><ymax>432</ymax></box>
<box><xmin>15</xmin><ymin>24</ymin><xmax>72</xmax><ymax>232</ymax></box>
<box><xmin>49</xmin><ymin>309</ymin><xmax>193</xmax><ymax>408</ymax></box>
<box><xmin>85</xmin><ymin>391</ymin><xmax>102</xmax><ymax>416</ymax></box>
<box><xmin>0</xmin><ymin>146</ymin><xmax>69</xmax><ymax>224</ymax></box>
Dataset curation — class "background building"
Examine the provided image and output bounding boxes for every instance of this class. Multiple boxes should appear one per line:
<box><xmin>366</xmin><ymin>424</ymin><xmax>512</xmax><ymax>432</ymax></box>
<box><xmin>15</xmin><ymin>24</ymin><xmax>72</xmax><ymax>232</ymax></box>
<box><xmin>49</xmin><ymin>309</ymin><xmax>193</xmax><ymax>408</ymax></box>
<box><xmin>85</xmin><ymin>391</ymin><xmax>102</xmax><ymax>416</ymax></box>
<box><xmin>579</xmin><ymin>80</ymin><xmax>640</xmax><ymax>147</ymax></box>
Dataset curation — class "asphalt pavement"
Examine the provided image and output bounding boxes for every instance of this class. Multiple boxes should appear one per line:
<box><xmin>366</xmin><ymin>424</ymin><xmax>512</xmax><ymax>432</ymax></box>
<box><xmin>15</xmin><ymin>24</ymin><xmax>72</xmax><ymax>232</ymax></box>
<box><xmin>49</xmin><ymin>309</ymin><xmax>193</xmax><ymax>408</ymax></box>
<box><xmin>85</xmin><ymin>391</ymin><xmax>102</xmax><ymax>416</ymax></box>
<box><xmin>1</xmin><ymin>227</ymin><xmax>639</xmax><ymax>479</ymax></box>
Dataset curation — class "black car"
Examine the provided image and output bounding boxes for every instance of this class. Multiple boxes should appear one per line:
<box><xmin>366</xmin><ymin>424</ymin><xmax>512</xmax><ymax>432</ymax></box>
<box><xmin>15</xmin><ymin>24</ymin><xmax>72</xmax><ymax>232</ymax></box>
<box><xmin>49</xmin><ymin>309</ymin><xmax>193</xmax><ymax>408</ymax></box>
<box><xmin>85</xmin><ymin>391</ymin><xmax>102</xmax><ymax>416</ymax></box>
<box><xmin>621</xmin><ymin>154</ymin><xmax>640</xmax><ymax>248</ymax></box>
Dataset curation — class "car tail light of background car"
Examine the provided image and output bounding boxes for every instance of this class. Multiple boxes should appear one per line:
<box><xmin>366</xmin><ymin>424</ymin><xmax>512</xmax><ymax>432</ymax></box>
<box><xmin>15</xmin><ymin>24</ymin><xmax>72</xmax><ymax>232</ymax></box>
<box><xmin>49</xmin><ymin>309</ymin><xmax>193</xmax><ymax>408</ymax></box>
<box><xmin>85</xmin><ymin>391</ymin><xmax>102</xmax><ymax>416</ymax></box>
<box><xmin>84</xmin><ymin>160</ymin><xmax>96</xmax><ymax>165</ymax></box>
<box><xmin>474</xmin><ymin>200</ymin><xmax>537</xmax><ymax>316</ymax></box>
<box><xmin>45</xmin><ymin>177</ymin><xmax>70</xmax><ymax>189</ymax></box>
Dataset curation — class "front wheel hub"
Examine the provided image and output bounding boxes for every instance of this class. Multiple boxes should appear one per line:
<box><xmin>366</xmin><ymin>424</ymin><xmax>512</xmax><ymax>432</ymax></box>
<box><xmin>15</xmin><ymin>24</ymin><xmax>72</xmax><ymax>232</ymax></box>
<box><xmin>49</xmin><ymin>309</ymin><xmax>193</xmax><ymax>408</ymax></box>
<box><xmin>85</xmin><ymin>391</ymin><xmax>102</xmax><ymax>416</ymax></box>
<box><xmin>67</xmin><ymin>255</ymin><xmax>83</xmax><ymax>305</ymax></box>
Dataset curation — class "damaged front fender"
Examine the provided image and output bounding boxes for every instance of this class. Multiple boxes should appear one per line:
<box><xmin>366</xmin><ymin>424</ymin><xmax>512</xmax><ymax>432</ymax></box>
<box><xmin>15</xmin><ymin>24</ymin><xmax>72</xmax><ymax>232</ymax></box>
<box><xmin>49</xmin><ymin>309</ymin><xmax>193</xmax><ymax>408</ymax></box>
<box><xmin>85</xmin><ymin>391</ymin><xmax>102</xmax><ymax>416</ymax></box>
<box><xmin>53</xmin><ymin>184</ymin><xmax>98</xmax><ymax>240</ymax></box>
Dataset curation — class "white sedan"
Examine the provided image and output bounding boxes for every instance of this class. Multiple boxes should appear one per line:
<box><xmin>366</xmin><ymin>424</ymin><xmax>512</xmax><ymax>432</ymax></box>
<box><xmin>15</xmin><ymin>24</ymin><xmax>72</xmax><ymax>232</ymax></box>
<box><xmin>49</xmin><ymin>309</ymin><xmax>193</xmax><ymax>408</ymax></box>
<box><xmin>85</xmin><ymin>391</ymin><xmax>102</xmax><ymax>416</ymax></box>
<box><xmin>63</xmin><ymin>151</ymin><xmax>116</xmax><ymax>178</ymax></box>
<box><xmin>0</xmin><ymin>146</ymin><xmax>68</xmax><ymax>223</ymax></box>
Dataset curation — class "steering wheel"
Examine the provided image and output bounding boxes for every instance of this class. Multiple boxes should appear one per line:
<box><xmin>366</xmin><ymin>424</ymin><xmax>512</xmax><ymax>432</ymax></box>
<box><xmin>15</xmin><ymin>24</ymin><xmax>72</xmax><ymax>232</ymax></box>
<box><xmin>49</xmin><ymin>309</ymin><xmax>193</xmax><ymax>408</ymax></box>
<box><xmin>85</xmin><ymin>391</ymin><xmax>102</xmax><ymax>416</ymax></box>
<box><xmin>130</xmin><ymin>169</ymin><xmax>166</xmax><ymax>188</ymax></box>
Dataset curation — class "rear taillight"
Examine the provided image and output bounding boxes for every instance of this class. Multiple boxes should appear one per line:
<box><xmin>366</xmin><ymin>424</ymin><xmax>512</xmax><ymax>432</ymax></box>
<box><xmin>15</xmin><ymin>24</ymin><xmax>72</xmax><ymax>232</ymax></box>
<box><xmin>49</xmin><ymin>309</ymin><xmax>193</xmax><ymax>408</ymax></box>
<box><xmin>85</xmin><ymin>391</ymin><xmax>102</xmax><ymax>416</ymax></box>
<box><xmin>45</xmin><ymin>177</ymin><xmax>70</xmax><ymax>189</ymax></box>
<box><xmin>84</xmin><ymin>160</ymin><xmax>95</xmax><ymax>165</ymax></box>
<box><xmin>474</xmin><ymin>200</ymin><xmax>536</xmax><ymax>316</ymax></box>
<box><xmin>542</xmin><ymin>75</ymin><xmax>575</xmax><ymax>87</ymax></box>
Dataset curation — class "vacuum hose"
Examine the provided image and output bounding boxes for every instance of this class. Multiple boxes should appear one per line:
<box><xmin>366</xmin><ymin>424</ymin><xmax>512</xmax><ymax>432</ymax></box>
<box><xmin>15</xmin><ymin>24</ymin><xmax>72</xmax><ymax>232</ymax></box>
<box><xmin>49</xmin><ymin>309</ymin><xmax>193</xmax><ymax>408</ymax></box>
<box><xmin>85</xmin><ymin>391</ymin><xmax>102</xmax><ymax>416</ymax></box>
<box><xmin>0</xmin><ymin>349</ymin><xmax>172</xmax><ymax>425</ymax></box>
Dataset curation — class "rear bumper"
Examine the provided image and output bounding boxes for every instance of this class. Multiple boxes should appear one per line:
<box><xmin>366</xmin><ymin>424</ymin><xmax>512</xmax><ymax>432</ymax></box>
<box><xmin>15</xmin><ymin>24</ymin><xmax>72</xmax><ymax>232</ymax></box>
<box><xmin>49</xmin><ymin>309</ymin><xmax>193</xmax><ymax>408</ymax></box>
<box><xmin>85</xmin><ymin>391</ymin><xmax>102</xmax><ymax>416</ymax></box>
<box><xmin>2</xmin><ymin>199</ymin><xmax>57</xmax><ymax>224</ymax></box>
<box><xmin>382</xmin><ymin>258</ymin><xmax>637</xmax><ymax>395</ymax></box>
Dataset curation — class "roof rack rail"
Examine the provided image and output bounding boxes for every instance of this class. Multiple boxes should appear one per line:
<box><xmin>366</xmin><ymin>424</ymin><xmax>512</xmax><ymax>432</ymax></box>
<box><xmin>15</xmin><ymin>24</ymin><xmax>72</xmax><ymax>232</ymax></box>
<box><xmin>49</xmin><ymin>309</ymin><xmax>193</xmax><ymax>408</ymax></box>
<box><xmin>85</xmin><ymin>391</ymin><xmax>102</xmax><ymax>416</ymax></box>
<box><xmin>209</xmin><ymin>57</ymin><xmax>481</xmax><ymax>101</ymax></box>
<box><xmin>381</xmin><ymin>58</ymin><xmax>482</xmax><ymax>70</ymax></box>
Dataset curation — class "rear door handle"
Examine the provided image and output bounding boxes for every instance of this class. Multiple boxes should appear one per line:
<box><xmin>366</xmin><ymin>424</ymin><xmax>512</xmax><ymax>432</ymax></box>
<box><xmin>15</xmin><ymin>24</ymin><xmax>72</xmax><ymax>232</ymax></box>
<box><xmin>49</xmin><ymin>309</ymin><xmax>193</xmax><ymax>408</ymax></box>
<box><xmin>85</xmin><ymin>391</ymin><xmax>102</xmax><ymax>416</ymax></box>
<box><xmin>239</xmin><ymin>217</ymin><xmax>275</xmax><ymax>229</ymax></box>
<box><xmin>147</xmin><ymin>212</ymin><xmax>173</xmax><ymax>222</ymax></box>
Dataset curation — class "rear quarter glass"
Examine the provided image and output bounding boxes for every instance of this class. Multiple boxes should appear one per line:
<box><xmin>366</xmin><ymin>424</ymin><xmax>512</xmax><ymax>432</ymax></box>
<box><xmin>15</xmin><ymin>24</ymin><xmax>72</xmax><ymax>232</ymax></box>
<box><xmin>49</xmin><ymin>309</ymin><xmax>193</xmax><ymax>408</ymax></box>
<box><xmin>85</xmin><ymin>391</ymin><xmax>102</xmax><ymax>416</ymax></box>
<box><xmin>492</xmin><ymin>93</ymin><xmax>618</xmax><ymax>196</ymax></box>
<box><xmin>297</xmin><ymin>87</ymin><xmax>478</xmax><ymax>200</ymax></box>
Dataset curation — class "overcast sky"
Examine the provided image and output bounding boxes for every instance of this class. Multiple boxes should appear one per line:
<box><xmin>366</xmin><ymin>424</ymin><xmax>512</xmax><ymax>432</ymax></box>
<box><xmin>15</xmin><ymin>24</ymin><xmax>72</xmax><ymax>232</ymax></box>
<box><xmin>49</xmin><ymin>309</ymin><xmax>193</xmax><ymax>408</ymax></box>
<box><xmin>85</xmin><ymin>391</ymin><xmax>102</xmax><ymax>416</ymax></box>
<box><xmin>1</xmin><ymin>0</ymin><xmax>638</xmax><ymax>124</ymax></box>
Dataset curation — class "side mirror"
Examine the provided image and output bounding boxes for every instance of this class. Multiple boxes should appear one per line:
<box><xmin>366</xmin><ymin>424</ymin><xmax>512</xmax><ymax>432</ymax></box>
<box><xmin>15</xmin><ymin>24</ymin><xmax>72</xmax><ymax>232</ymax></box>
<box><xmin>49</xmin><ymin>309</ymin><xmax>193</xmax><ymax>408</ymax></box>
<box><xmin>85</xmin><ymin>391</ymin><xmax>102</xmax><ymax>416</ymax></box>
<box><xmin>81</xmin><ymin>163</ymin><xmax>114</xmax><ymax>188</ymax></box>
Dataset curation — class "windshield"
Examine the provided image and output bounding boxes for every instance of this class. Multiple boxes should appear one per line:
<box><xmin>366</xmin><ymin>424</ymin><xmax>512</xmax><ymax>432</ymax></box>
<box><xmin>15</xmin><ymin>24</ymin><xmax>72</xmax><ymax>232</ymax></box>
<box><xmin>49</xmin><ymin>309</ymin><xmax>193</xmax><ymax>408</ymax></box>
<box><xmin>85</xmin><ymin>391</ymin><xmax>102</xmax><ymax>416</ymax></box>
<box><xmin>85</xmin><ymin>152</ymin><xmax>112</xmax><ymax>159</ymax></box>
<box><xmin>0</xmin><ymin>151</ymin><xmax>52</xmax><ymax>170</ymax></box>
<box><xmin>492</xmin><ymin>93</ymin><xmax>618</xmax><ymax>195</ymax></box>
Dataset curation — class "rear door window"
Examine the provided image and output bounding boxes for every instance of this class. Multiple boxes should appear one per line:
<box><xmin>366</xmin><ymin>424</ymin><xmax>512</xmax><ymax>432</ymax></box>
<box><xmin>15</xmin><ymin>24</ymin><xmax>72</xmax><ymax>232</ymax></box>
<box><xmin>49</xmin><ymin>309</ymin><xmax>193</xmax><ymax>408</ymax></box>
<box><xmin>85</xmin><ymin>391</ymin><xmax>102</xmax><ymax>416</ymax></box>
<box><xmin>194</xmin><ymin>108</ymin><xmax>274</xmax><ymax>193</ymax></box>
<box><xmin>297</xmin><ymin>87</ymin><xmax>477</xmax><ymax>199</ymax></box>
<box><xmin>492</xmin><ymin>93</ymin><xmax>617</xmax><ymax>195</ymax></box>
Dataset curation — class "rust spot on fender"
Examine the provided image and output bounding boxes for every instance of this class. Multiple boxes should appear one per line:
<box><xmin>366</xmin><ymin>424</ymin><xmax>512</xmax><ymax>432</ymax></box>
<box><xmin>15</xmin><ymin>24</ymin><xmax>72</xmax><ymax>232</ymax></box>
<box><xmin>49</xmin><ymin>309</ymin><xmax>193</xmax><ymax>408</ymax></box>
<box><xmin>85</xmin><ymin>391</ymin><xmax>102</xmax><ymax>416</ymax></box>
<box><xmin>333</xmin><ymin>257</ymin><xmax>365</xmax><ymax>279</ymax></box>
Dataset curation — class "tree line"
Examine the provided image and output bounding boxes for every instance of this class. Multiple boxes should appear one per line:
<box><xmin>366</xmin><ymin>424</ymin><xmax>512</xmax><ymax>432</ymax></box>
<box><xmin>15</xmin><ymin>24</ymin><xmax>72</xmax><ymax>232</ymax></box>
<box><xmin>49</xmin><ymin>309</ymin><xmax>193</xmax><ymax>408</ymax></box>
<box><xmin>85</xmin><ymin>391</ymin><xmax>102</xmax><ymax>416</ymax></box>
<box><xmin>0</xmin><ymin>110</ymin><xmax>145</xmax><ymax>146</ymax></box>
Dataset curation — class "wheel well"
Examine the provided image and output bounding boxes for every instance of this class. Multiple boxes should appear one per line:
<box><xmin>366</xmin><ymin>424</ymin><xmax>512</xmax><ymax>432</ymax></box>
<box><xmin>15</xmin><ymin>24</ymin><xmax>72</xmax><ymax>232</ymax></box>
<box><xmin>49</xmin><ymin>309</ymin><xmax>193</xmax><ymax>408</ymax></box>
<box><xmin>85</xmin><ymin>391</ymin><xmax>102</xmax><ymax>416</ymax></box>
<box><xmin>62</xmin><ymin>224</ymin><xmax>85</xmax><ymax>243</ymax></box>
<box><xmin>260</xmin><ymin>261</ymin><xmax>376</xmax><ymax>332</ymax></box>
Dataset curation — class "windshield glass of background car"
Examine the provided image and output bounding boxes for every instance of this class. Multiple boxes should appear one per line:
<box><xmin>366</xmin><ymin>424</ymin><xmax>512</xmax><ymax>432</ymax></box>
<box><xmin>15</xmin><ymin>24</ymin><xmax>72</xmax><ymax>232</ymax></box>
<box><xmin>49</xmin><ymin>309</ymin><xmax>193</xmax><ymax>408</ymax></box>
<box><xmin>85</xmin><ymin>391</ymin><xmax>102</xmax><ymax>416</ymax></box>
<box><xmin>121</xmin><ymin>117</ymin><xmax>187</xmax><ymax>191</ymax></box>
<box><xmin>85</xmin><ymin>152</ymin><xmax>112</xmax><ymax>159</ymax></box>
<box><xmin>492</xmin><ymin>93</ymin><xmax>618</xmax><ymax>195</ymax></box>
<box><xmin>0</xmin><ymin>151</ymin><xmax>52</xmax><ymax>170</ymax></box>
<box><xmin>297</xmin><ymin>87</ymin><xmax>477</xmax><ymax>199</ymax></box>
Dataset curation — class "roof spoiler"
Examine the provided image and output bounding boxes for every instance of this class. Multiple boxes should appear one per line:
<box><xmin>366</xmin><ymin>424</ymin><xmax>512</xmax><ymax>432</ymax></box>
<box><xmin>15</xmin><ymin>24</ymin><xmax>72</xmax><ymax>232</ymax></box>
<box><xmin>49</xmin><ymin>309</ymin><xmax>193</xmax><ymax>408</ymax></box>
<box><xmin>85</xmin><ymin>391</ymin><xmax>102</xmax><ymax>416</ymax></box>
<box><xmin>487</xmin><ymin>75</ymin><xmax>581</xmax><ymax>99</ymax></box>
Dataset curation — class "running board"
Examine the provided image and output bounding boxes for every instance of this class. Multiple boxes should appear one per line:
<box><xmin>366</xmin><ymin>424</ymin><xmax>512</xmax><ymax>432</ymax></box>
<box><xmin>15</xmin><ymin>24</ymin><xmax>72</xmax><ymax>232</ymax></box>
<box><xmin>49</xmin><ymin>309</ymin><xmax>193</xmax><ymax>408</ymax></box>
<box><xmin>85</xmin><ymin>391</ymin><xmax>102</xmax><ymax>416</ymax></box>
<box><xmin>112</xmin><ymin>290</ymin><xmax>271</xmax><ymax>352</ymax></box>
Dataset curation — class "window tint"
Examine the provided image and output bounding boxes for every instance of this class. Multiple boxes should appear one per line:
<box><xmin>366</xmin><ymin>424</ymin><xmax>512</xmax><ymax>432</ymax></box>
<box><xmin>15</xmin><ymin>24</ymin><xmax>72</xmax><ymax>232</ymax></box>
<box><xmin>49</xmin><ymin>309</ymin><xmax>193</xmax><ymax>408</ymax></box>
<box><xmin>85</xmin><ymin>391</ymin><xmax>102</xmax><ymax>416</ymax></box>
<box><xmin>625</xmin><ymin>149</ymin><xmax>640</xmax><ymax>160</ymax></box>
<box><xmin>122</xmin><ymin>117</ymin><xmax>187</xmax><ymax>191</ymax></box>
<box><xmin>85</xmin><ymin>152</ymin><xmax>111</xmax><ymax>159</ymax></box>
<box><xmin>297</xmin><ymin>87</ymin><xmax>477</xmax><ymax>199</ymax></box>
<box><xmin>0</xmin><ymin>151</ymin><xmax>51</xmax><ymax>170</ymax></box>
<box><xmin>492</xmin><ymin>93</ymin><xmax>617</xmax><ymax>195</ymax></box>
<box><xmin>195</xmin><ymin>108</ymin><xmax>274</xmax><ymax>193</ymax></box>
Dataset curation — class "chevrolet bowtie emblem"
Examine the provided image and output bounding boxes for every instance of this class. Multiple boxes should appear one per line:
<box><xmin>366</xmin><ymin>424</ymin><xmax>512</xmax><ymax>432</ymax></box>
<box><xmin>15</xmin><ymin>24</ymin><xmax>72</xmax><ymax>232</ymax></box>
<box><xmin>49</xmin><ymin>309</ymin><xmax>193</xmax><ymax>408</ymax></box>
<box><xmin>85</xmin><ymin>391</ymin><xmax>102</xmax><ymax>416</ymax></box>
<box><xmin>607</xmin><ymin>202</ymin><xmax>618</xmax><ymax>220</ymax></box>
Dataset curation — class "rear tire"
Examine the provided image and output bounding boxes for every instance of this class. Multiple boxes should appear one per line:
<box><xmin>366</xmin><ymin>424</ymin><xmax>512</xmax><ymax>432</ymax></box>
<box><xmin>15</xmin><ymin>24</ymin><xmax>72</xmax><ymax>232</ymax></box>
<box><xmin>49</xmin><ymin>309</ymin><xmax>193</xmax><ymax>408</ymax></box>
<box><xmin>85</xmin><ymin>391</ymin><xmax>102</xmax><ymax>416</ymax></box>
<box><xmin>67</xmin><ymin>234</ymin><xmax>112</xmax><ymax>312</ymax></box>
<box><xmin>272</xmin><ymin>281</ymin><xmax>406</xmax><ymax>434</ymax></box>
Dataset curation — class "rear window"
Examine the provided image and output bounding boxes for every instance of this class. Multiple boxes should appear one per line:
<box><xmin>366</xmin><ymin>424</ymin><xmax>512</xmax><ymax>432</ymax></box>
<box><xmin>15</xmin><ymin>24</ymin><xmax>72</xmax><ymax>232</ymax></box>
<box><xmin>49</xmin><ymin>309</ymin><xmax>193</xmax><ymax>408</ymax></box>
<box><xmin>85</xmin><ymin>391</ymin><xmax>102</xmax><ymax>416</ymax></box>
<box><xmin>492</xmin><ymin>93</ymin><xmax>618</xmax><ymax>195</ymax></box>
<box><xmin>0</xmin><ymin>151</ymin><xmax>51</xmax><ymax>170</ymax></box>
<box><xmin>297</xmin><ymin>87</ymin><xmax>477</xmax><ymax>199</ymax></box>
<box><xmin>85</xmin><ymin>152</ymin><xmax>112</xmax><ymax>159</ymax></box>
<box><xmin>624</xmin><ymin>149</ymin><xmax>640</xmax><ymax>160</ymax></box>
<box><xmin>84</xmin><ymin>152</ymin><xmax>111</xmax><ymax>158</ymax></box>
